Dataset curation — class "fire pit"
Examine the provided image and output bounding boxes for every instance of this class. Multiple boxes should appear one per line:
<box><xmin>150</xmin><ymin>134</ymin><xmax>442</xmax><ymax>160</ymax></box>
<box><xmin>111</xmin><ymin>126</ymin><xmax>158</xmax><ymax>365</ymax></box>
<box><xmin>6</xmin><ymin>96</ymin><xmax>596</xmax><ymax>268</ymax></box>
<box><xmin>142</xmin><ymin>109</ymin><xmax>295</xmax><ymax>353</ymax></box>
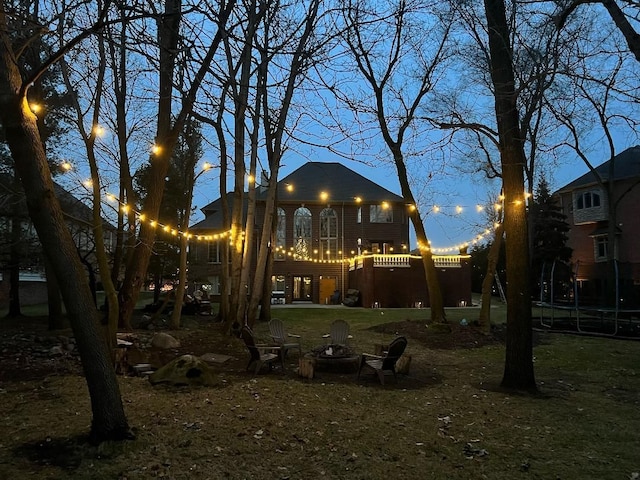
<box><xmin>305</xmin><ymin>344</ymin><xmax>359</xmax><ymax>373</ymax></box>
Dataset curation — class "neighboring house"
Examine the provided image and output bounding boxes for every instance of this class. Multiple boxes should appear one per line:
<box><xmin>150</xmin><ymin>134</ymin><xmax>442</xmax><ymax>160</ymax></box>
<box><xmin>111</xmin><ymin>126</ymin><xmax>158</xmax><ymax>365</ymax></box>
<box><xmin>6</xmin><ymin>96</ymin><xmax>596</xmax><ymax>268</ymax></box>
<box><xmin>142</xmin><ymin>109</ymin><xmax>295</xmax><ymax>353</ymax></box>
<box><xmin>0</xmin><ymin>174</ymin><xmax>115</xmax><ymax>305</ymax></box>
<box><xmin>189</xmin><ymin>161</ymin><xmax>471</xmax><ymax>307</ymax></box>
<box><xmin>555</xmin><ymin>146</ymin><xmax>640</xmax><ymax>307</ymax></box>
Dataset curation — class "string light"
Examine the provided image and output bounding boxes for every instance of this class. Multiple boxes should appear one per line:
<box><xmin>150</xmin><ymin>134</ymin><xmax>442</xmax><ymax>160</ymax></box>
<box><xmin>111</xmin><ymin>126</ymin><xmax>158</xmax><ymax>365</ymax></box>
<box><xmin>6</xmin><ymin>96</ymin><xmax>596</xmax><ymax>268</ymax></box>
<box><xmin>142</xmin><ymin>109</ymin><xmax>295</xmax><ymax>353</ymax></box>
<box><xmin>58</xmin><ymin>160</ymin><xmax>524</xmax><ymax>259</ymax></box>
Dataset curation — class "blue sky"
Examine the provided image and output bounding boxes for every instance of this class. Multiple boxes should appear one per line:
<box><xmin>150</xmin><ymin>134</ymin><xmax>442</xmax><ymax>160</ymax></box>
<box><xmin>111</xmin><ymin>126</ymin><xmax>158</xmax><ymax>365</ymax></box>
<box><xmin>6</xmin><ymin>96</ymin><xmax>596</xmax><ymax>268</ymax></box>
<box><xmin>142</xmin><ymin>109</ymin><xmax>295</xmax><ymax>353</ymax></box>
<box><xmin>190</xmin><ymin>144</ymin><xmax>623</xmax><ymax>252</ymax></box>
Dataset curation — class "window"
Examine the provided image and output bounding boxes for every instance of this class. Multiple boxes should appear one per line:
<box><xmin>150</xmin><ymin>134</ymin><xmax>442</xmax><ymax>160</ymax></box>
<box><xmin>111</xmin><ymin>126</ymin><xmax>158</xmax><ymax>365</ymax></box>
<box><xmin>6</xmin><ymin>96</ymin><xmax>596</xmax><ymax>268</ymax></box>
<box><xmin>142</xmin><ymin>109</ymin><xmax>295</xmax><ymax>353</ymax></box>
<box><xmin>272</xmin><ymin>274</ymin><xmax>285</xmax><ymax>292</ymax></box>
<box><xmin>294</xmin><ymin>207</ymin><xmax>312</xmax><ymax>260</ymax></box>
<box><xmin>577</xmin><ymin>191</ymin><xmax>601</xmax><ymax>210</ymax></box>
<box><xmin>275</xmin><ymin>207</ymin><xmax>286</xmax><ymax>260</ymax></box>
<box><xmin>320</xmin><ymin>207</ymin><xmax>338</xmax><ymax>260</ymax></box>
<box><xmin>594</xmin><ymin>236</ymin><xmax>609</xmax><ymax>262</ymax></box>
<box><xmin>208</xmin><ymin>240</ymin><xmax>222</xmax><ymax>264</ymax></box>
<box><xmin>209</xmin><ymin>276</ymin><xmax>221</xmax><ymax>295</ymax></box>
<box><xmin>357</xmin><ymin>206</ymin><xmax>362</xmax><ymax>224</ymax></box>
<box><xmin>370</xmin><ymin>204</ymin><xmax>393</xmax><ymax>223</ymax></box>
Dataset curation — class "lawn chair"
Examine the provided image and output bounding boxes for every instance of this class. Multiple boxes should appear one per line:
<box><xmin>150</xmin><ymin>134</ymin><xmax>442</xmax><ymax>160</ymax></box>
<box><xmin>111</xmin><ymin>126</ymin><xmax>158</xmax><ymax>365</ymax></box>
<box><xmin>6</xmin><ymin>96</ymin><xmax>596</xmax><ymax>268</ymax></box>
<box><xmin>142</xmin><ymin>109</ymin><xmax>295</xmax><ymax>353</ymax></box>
<box><xmin>323</xmin><ymin>319</ymin><xmax>351</xmax><ymax>345</ymax></box>
<box><xmin>268</xmin><ymin>318</ymin><xmax>302</xmax><ymax>358</ymax></box>
<box><xmin>357</xmin><ymin>336</ymin><xmax>408</xmax><ymax>385</ymax></box>
<box><xmin>240</xmin><ymin>326</ymin><xmax>283</xmax><ymax>374</ymax></box>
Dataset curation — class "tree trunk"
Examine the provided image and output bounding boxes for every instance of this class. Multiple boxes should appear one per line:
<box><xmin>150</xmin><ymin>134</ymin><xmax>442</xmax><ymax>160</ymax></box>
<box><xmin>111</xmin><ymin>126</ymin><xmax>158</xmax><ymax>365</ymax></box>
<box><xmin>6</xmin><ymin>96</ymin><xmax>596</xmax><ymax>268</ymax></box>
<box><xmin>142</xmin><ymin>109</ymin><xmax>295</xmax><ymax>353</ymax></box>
<box><xmin>117</xmin><ymin>0</ymin><xmax>183</xmax><ymax>329</ymax></box>
<box><xmin>484</xmin><ymin>0</ymin><xmax>536</xmax><ymax>392</ymax></box>
<box><xmin>170</xmin><ymin>234</ymin><xmax>188</xmax><ymax>329</ymax></box>
<box><xmin>478</xmin><ymin>223</ymin><xmax>504</xmax><ymax>334</ymax></box>
<box><xmin>394</xmin><ymin>152</ymin><xmax>446</xmax><ymax>323</ymax></box>
<box><xmin>45</xmin><ymin>257</ymin><xmax>65</xmax><ymax>330</ymax></box>
<box><xmin>0</xmin><ymin>20</ymin><xmax>130</xmax><ymax>439</ymax></box>
<box><xmin>7</xmin><ymin>212</ymin><xmax>22</xmax><ymax>318</ymax></box>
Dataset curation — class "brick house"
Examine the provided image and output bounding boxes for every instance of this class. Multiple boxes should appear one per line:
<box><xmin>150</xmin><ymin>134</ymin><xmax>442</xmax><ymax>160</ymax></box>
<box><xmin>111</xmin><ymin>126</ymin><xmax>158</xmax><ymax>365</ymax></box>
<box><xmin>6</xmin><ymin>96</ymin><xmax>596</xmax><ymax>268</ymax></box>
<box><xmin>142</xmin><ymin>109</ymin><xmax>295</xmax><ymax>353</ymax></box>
<box><xmin>188</xmin><ymin>161</ymin><xmax>471</xmax><ymax>307</ymax></box>
<box><xmin>555</xmin><ymin>146</ymin><xmax>640</xmax><ymax>307</ymax></box>
<box><xmin>0</xmin><ymin>174</ymin><xmax>116</xmax><ymax>306</ymax></box>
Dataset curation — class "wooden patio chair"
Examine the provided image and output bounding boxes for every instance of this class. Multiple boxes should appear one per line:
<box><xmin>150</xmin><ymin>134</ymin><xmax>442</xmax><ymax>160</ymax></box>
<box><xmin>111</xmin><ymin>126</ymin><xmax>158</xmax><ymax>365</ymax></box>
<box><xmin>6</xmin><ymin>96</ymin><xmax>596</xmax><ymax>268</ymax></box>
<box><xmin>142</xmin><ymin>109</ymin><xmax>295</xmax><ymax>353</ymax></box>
<box><xmin>357</xmin><ymin>336</ymin><xmax>408</xmax><ymax>385</ymax></box>
<box><xmin>268</xmin><ymin>318</ymin><xmax>302</xmax><ymax>358</ymax></box>
<box><xmin>323</xmin><ymin>319</ymin><xmax>351</xmax><ymax>345</ymax></box>
<box><xmin>240</xmin><ymin>326</ymin><xmax>283</xmax><ymax>374</ymax></box>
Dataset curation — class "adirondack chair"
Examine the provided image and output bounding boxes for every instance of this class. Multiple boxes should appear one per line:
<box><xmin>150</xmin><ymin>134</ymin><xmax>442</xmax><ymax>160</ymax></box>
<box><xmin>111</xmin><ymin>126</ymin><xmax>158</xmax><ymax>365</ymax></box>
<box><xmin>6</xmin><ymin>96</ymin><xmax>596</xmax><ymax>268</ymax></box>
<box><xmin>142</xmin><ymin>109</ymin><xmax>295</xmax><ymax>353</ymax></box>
<box><xmin>268</xmin><ymin>318</ymin><xmax>302</xmax><ymax>358</ymax></box>
<box><xmin>357</xmin><ymin>336</ymin><xmax>408</xmax><ymax>385</ymax></box>
<box><xmin>323</xmin><ymin>319</ymin><xmax>351</xmax><ymax>345</ymax></box>
<box><xmin>240</xmin><ymin>326</ymin><xmax>283</xmax><ymax>374</ymax></box>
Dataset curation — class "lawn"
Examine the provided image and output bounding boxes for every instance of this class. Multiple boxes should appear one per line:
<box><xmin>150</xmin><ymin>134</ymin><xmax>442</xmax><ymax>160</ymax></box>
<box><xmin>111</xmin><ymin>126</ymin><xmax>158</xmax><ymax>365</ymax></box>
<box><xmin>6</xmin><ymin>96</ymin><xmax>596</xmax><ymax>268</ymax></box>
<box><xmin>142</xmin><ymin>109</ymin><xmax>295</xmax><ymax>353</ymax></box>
<box><xmin>0</xmin><ymin>303</ymin><xmax>638</xmax><ymax>479</ymax></box>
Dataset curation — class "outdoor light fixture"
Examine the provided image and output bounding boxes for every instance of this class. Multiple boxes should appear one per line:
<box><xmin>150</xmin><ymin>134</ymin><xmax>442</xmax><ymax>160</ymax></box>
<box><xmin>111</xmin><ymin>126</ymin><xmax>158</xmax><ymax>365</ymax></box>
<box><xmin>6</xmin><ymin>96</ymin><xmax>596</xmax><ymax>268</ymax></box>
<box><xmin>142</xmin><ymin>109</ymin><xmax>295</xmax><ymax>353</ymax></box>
<box><xmin>93</xmin><ymin>125</ymin><xmax>106</xmax><ymax>137</ymax></box>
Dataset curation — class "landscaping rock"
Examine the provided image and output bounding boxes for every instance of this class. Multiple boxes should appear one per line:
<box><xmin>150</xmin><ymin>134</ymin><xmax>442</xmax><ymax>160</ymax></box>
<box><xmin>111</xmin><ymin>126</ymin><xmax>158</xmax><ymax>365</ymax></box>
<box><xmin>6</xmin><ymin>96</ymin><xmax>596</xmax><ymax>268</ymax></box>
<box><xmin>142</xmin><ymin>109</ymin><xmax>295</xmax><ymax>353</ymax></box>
<box><xmin>151</xmin><ymin>332</ymin><xmax>181</xmax><ymax>349</ymax></box>
<box><xmin>149</xmin><ymin>354</ymin><xmax>220</xmax><ymax>387</ymax></box>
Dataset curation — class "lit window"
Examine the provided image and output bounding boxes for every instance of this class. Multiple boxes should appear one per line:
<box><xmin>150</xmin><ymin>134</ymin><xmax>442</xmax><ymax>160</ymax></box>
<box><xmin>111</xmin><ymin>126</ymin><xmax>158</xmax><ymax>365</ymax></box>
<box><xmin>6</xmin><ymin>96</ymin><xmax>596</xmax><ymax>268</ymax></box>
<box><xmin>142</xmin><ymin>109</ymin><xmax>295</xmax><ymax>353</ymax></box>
<box><xmin>272</xmin><ymin>275</ymin><xmax>285</xmax><ymax>292</ymax></box>
<box><xmin>275</xmin><ymin>208</ymin><xmax>286</xmax><ymax>260</ymax></box>
<box><xmin>320</xmin><ymin>208</ymin><xmax>338</xmax><ymax>260</ymax></box>
<box><xmin>294</xmin><ymin>207</ymin><xmax>312</xmax><ymax>260</ymax></box>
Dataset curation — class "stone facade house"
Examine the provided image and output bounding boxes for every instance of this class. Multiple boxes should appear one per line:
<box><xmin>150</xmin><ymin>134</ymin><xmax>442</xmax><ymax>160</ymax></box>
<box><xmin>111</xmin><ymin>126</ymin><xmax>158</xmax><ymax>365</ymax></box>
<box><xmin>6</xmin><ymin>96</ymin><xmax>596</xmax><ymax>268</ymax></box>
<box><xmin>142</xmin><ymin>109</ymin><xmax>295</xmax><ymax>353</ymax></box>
<box><xmin>188</xmin><ymin>162</ymin><xmax>471</xmax><ymax>307</ymax></box>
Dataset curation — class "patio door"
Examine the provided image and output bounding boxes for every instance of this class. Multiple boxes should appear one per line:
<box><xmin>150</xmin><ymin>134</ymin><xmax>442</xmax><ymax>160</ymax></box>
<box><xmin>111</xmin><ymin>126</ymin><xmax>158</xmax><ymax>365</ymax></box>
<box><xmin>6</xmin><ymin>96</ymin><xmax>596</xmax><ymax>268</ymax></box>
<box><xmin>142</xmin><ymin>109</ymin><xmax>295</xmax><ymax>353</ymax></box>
<box><xmin>319</xmin><ymin>277</ymin><xmax>337</xmax><ymax>304</ymax></box>
<box><xmin>293</xmin><ymin>275</ymin><xmax>312</xmax><ymax>301</ymax></box>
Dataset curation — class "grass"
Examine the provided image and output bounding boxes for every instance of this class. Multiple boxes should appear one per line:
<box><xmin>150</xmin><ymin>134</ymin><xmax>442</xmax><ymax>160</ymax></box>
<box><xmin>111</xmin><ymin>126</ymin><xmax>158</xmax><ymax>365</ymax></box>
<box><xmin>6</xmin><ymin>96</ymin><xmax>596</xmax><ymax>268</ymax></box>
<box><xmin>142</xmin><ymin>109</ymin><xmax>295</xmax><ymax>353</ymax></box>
<box><xmin>0</xmin><ymin>302</ymin><xmax>638</xmax><ymax>479</ymax></box>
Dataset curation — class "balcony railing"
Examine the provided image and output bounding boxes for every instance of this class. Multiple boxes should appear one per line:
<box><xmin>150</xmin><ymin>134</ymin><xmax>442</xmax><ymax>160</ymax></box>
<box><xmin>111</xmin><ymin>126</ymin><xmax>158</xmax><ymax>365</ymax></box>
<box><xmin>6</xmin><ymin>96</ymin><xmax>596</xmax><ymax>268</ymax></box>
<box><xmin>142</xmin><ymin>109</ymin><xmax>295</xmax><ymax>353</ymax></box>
<box><xmin>350</xmin><ymin>253</ymin><xmax>465</xmax><ymax>270</ymax></box>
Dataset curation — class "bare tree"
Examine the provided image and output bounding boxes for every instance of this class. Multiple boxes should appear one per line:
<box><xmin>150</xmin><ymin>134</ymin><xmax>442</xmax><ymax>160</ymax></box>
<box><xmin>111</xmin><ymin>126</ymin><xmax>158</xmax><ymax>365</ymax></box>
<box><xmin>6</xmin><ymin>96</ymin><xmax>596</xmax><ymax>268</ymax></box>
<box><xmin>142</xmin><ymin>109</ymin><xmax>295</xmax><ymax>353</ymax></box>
<box><xmin>117</xmin><ymin>0</ymin><xmax>236</xmax><ymax>328</ymax></box>
<box><xmin>245</xmin><ymin>0</ymin><xmax>325</xmax><ymax>326</ymax></box>
<box><xmin>0</xmin><ymin>0</ymin><xmax>131</xmax><ymax>441</ymax></box>
<box><xmin>554</xmin><ymin>0</ymin><xmax>640</xmax><ymax>61</ymax></box>
<box><xmin>59</xmin><ymin>17</ymin><xmax>120</xmax><ymax>349</ymax></box>
<box><xmin>336</xmin><ymin>0</ymin><xmax>453</xmax><ymax>322</ymax></box>
<box><xmin>483</xmin><ymin>0</ymin><xmax>536</xmax><ymax>391</ymax></box>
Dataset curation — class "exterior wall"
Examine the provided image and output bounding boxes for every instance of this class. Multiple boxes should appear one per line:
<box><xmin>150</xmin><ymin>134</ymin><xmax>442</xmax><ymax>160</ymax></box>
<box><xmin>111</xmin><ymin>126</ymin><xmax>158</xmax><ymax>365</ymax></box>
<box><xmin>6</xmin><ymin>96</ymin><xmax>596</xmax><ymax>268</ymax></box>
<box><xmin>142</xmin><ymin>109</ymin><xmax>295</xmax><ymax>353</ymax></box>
<box><xmin>188</xmin><ymin>198</ymin><xmax>413</xmax><ymax>305</ymax></box>
<box><xmin>348</xmin><ymin>255</ymin><xmax>472</xmax><ymax>308</ymax></box>
<box><xmin>558</xmin><ymin>178</ymin><xmax>640</xmax><ymax>307</ymax></box>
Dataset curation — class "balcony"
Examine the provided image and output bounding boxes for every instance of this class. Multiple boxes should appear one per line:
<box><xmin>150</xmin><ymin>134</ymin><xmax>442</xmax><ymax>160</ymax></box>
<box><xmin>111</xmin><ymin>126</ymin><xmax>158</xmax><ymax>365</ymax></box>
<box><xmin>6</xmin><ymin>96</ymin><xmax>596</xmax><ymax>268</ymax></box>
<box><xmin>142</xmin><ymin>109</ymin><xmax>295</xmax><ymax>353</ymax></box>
<box><xmin>350</xmin><ymin>254</ymin><xmax>464</xmax><ymax>270</ymax></box>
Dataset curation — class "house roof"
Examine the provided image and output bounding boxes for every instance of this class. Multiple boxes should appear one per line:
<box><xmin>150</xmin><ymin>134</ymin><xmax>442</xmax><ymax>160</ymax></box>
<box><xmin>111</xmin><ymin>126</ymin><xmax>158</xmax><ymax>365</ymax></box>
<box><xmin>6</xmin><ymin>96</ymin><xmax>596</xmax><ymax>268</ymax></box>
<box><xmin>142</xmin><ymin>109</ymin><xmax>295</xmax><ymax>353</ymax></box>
<box><xmin>190</xmin><ymin>192</ymin><xmax>243</xmax><ymax>230</ymax></box>
<box><xmin>556</xmin><ymin>145</ymin><xmax>640</xmax><ymax>193</ymax></box>
<box><xmin>192</xmin><ymin>162</ymin><xmax>405</xmax><ymax>230</ymax></box>
<box><xmin>0</xmin><ymin>173</ymin><xmax>114</xmax><ymax>229</ymax></box>
<box><xmin>267</xmin><ymin>162</ymin><xmax>404</xmax><ymax>204</ymax></box>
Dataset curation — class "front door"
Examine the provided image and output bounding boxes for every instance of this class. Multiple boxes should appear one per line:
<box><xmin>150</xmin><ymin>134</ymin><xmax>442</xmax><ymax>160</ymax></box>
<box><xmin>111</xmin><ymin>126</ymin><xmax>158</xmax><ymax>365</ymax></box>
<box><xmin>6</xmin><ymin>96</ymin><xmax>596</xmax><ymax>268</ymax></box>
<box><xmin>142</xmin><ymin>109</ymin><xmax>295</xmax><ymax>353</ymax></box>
<box><xmin>293</xmin><ymin>276</ymin><xmax>312</xmax><ymax>301</ymax></box>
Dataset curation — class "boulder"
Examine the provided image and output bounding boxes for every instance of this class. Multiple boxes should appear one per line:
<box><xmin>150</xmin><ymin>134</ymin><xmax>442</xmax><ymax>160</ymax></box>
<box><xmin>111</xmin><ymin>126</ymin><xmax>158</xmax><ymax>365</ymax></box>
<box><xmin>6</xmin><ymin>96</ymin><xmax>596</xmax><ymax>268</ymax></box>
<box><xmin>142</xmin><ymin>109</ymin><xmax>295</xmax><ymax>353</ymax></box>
<box><xmin>151</xmin><ymin>332</ymin><xmax>181</xmax><ymax>349</ymax></box>
<box><xmin>149</xmin><ymin>354</ymin><xmax>220</xmax><ymax>387</ymax></box>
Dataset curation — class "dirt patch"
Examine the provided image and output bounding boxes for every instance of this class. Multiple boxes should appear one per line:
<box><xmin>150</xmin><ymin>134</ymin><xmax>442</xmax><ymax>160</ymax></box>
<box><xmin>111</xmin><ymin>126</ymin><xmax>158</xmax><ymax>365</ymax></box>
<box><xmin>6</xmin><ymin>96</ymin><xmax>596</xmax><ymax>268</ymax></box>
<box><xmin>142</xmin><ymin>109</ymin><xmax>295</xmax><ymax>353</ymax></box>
<box><xmin>368</xmin><ymin>319</ymin><xmax>505</xmax><ymax>350</ymax></box>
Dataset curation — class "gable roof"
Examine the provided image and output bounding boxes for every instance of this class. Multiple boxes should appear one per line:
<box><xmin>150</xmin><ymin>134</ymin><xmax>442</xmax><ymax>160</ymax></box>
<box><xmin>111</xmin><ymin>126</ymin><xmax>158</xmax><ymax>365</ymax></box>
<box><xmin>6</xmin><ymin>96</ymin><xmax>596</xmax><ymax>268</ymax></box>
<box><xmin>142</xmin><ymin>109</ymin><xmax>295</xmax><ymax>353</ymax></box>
<box><xmin>263</xmin><ymin>161</ymin><xmax>404</xmax><ymax>204</ymax></box>
<box><xmin>190</xmin><ymin>192</ymin><xmax>243</xmax><ymax>230</ymax></box>
<box><xmin>192</xmin><ymin>161</ymin><xmax>405</xmax><ymax>230</ymax></box>
<box><xmin>556</xmin><ymin>145</ymin><xmax>640</xmax><ymax>193</ymax></box>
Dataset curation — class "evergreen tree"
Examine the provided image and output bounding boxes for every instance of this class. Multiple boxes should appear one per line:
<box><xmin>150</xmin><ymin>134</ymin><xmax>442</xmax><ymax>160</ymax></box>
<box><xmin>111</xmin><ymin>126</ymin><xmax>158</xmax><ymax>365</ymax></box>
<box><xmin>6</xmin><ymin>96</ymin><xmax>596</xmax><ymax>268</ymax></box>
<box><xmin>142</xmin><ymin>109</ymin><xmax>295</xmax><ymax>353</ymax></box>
<box><xmin>530</xmin><ymin>175</ymin><xmax>572</xmax><ymax>302</ymax></box>
<box><xmin>133</xmin><ymin>119</ymin><xmax>204</xmax><ymax>302</ymax></box>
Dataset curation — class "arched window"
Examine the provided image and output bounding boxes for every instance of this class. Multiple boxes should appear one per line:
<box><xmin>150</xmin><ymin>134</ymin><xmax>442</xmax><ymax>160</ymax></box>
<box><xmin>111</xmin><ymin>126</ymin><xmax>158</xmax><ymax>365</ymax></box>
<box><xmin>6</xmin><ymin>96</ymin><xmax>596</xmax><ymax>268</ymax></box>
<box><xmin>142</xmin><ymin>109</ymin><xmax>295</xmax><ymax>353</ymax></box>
<box><xmin>275</xmin><ymin>207</ymin><xmax>286</xmax><ymax>260</ymax></box>
<box><xmin>320</xmin><ymin>207</ymin><xmax>338</xmax><ymax>260</ymax></box>
<box><xmin>293</xmin><ymin>207</ymin><xmax>312</xmax><ymax>260</ymax></box>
